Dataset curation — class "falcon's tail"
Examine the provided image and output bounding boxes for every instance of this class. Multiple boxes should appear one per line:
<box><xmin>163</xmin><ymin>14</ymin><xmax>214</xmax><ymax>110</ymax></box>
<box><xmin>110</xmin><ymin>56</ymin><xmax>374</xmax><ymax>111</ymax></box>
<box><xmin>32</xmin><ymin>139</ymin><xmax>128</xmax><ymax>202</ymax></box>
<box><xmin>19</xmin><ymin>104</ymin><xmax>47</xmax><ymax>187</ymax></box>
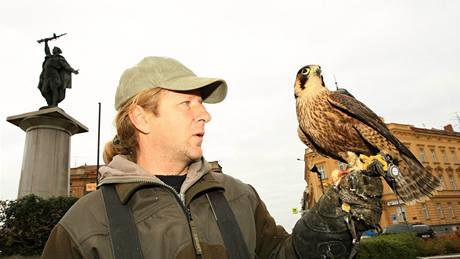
<box><xmin>387</xmin><ymin>154</ymin><xmax>442</xmax><ymax>205</ymax></box>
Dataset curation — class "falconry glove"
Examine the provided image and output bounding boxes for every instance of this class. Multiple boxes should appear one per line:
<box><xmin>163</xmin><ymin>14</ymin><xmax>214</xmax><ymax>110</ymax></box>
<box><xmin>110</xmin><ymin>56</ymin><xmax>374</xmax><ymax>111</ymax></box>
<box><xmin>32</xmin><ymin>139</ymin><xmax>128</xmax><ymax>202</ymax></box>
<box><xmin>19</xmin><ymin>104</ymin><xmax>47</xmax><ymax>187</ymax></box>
<box><xmin>292</xmin><ymin>161</ymin><xmax>383</xmax><ymax>259</ymax></box>
<box><xmin>337</xmin><ymin>161</ymin><xmax>383</xmax><ymax>231</ymax></box>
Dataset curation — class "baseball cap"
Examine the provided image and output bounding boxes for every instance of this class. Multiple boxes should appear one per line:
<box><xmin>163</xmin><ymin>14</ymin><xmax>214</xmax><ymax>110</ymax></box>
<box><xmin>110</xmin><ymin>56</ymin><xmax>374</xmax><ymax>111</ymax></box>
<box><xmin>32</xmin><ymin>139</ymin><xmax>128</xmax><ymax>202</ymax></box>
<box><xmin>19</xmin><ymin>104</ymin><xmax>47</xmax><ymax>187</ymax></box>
<box><xmin>115</xmin><ymin>56</ymin><xmax>227</xmax><ymax>110</ymax></box>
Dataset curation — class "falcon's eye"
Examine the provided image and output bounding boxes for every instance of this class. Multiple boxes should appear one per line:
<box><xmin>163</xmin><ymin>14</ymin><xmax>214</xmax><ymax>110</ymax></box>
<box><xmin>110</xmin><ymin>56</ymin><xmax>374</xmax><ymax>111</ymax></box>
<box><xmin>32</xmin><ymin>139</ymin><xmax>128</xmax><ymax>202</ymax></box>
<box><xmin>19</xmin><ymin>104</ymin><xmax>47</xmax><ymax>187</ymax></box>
<box><xmin>301</xmin><ymin>67</ymin><xmax>310</xmax><ymax>76</ymax></box>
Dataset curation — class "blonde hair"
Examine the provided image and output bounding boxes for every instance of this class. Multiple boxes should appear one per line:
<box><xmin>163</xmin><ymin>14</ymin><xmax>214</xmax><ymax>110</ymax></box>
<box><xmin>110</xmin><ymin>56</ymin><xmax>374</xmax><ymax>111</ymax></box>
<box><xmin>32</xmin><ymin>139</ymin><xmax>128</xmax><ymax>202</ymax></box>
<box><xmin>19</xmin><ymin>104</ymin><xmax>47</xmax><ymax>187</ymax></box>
<box><xmin>103</xmin><ymin>88</ymin><xmax>163</xmax><ymax>164</ymax></box>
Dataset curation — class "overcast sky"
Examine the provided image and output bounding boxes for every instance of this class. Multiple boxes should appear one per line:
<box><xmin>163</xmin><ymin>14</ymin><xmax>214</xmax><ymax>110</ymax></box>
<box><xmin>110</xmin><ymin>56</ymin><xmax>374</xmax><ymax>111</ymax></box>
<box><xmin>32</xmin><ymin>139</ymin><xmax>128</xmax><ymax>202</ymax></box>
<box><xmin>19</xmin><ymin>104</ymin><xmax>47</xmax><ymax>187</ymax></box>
<box><xmin>1</xmin><ymin>0</ymin><xmax>459</xmax><ymax>230</ymax></box>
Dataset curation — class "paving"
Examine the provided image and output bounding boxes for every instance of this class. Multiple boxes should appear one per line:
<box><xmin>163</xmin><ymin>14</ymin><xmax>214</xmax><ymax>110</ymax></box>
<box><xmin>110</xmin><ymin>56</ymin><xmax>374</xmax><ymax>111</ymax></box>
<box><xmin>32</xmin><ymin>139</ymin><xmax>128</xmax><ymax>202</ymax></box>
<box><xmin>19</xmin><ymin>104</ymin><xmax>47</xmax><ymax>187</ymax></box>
<box><xmin>418</xmin><ymin>254</ymin><xmax>460</xmax><ymax>259</ymax></box>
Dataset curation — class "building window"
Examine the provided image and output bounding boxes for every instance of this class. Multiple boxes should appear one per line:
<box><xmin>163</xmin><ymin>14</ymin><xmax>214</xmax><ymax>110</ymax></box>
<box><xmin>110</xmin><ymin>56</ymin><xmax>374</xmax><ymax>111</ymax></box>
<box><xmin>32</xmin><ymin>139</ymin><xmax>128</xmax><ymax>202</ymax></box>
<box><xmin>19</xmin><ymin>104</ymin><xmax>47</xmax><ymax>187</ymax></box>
<box><xmin>419</xmin><ymin>148</ymin><xmax>426</xmax><ymax>162</ymax></box>
<box><xmin>431</xmin><ymin>149</ymin><xmax>437</xmax><ymax>162</ymax></box>
<box><xmin>396</xmin><ymin>206</ymin><xmax>407</xmax><ymax>222</ymax></box>
<box><xmin>448</xmin><ymin>203</ymin><xmax>455</xmax><ymax>218</ymax></box>
<box><xmin>439</xmin><ymin>175</ymin><xmax>445</xmax><ymax>189</ymax></box>
<box><xmin>391</xmin><ymin>213</ymin><xmax>397</xmax><ymax>224</ymax></box>
<box><xmin>441</xmin><ymin>150</ymin><xmax>448</xmax><ymax>163</ymax></box>
<box><xmin>449</xmin><ymin>175</ymin><xmax>457</xmax><ymax>190</ymax></box>
<box><xmin>452</xmin><ymin>151</ymin><xmax>459</xmax><ymax>164</ymax></box>
<box><xmin>337</xmin><ymin>161</ymin><xmax>347</xmax><ymax>170</ymax></box>
<box><xmin>436</xmin><ymin>203</ymin><xmax>444</xmax><ymax>218</ymax></box>
<box><xmin>317</xmin><ymin>164</ymin><xmax>326</xmax><ymax>179</ymax></box>
<box><xmin>421</xmin><ymin>203</ymin><xmax>430</xmax><ymax>220</ymax></box>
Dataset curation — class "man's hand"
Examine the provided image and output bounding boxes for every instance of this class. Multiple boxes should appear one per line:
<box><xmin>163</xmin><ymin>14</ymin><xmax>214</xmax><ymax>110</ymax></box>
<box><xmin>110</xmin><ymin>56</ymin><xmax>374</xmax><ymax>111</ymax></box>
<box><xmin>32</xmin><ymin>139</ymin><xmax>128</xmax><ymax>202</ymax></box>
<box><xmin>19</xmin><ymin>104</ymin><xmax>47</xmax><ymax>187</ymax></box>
<box><xmin>337</xmin><ymin>163</ymin><xmax>383</xmax><ymax>231</ymax></box>
<box><xmin>292</xmin><ymin>161</ymin><xmax>383</xmax><ymax>258</ymax></box>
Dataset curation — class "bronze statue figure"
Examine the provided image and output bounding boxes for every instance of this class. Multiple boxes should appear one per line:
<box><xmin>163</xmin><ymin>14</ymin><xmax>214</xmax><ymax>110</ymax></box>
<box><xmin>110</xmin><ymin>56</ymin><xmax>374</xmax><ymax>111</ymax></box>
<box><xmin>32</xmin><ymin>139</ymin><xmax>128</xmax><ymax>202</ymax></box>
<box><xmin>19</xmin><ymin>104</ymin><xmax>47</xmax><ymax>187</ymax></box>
<box><xmin>37</xmin><ymin>33</ymin><xmax>79</xmax><ymax>108</ymax></box>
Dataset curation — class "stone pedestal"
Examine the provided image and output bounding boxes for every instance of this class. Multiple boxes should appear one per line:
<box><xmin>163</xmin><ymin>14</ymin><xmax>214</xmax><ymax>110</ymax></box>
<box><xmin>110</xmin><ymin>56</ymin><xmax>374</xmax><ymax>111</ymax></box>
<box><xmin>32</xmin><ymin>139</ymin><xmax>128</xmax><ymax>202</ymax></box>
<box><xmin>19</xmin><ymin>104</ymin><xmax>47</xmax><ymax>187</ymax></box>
<box><xmin>7</xmin><ymin>107</ymin><xmax>88</xmax><ymax>198</ymax></box>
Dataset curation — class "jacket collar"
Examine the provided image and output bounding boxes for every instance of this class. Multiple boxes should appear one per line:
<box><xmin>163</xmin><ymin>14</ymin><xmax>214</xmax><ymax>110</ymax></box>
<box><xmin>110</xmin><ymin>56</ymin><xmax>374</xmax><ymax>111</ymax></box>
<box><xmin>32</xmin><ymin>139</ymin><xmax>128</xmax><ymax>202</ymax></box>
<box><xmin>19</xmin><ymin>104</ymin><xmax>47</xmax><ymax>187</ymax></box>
<box><xmin>98</xmin><ymin>155</ymin><xmax>224</xmax><ymax>204</ymax></box>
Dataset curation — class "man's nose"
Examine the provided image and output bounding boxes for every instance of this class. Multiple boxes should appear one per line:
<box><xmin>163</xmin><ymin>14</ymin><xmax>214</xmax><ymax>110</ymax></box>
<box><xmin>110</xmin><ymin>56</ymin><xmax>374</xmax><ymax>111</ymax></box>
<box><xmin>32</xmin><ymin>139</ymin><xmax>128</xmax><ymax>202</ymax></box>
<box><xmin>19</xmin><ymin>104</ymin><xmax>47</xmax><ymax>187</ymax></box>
<box><xmin>196</xmin><ymin>104</ymin><xmax>211</xmax><ymax>123</ymax></box>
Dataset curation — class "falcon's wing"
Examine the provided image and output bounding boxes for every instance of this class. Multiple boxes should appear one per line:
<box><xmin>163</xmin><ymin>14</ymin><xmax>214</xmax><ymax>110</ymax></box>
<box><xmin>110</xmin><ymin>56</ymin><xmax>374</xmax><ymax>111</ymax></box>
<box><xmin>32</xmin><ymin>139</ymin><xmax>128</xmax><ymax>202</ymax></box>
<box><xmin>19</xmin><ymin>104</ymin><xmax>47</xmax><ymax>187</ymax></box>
<box><xmin>297</xmin><ymin>126</ymin><xmax>345</xmax><ymax>162</ymax></box>
<box><xmin>327</xmin><ymin>92</ymin><xmax>419</xmax><ymax>164</ymax></box>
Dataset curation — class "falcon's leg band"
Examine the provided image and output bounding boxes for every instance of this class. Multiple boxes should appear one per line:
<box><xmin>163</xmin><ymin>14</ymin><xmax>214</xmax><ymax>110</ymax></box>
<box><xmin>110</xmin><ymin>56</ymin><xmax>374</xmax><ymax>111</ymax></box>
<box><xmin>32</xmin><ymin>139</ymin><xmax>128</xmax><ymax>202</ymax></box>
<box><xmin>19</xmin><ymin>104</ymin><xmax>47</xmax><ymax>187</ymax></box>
<box><xmin>380</xmin><ymin>153</ymin><xmax>401</xmax><ymax>179</ymax></box>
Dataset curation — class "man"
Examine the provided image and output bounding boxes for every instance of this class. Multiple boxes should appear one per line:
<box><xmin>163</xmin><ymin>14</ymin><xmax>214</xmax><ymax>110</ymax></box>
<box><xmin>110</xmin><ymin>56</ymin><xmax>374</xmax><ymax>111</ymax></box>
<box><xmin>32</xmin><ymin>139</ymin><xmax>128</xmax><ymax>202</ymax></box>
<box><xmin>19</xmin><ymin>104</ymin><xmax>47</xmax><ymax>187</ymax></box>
<box><xmin>42</xmin><ymin>57</ymin><xmax>382</xmax><ymax>258</ymax></box>
<box><xmin>37</xmin><ymin>40</ymin><xmax>79</xmax><ymax>107</ymax></box>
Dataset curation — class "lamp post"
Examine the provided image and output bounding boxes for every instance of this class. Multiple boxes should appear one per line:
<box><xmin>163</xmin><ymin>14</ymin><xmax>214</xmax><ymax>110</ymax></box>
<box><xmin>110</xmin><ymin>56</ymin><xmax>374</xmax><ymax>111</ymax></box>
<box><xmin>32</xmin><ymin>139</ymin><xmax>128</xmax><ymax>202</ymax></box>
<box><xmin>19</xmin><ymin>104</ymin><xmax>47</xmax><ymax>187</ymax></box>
<box><xmin>297</xmin><ymin>158</ymin><xmax>324</xmax><ymax>195</ymax></box>
<box><xmin>310</xmin><ymin>164</ymin><xmax>325</xmax><ymax>195</ymax></box>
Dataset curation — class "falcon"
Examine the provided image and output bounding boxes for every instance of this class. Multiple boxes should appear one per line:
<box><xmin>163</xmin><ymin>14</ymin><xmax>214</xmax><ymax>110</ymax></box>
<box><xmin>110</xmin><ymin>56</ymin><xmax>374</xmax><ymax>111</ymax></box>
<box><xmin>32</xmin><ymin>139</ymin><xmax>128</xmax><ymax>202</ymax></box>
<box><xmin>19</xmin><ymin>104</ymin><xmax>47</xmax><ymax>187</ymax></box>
<box><xmin>294</xmin><ymin>64</ymin><xmax>441</xmax><ymax>204</ymax></box>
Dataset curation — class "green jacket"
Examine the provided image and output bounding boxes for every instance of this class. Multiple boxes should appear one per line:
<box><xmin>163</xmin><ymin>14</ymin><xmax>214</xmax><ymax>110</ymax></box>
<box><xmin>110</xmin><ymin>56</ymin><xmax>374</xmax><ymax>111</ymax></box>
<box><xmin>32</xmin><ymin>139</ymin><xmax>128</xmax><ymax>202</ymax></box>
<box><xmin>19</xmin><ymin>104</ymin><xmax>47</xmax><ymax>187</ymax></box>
<box><xmin>41</xmin><ymin>155</ymin><xmax>298</xmax><ymax>259</ymax></box>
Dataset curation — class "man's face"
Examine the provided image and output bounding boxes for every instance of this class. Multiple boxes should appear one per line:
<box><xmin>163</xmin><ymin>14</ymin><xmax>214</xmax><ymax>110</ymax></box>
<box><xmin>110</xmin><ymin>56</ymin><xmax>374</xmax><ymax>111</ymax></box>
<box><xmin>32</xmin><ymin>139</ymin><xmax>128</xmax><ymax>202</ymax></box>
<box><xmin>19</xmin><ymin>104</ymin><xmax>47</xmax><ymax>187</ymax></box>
<box><xmin>146</xmin><ymin>89</ymin><xmax>211</xmax><ymax>164</ymax></box>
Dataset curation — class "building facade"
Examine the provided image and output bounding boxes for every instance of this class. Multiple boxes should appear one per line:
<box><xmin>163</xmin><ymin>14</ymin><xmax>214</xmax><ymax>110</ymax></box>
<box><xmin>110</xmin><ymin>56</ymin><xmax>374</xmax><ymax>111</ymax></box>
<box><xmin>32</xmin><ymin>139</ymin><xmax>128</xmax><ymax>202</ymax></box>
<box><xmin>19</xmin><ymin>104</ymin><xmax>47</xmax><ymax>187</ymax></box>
<box><xmin>70</xmin><ymin>164</ymin><xmax>98</xmax><ymax>198</ymax></box>
<box><xmin>303</xmin><ymin>123</ymin><xmax>460</xmax><ymax>233</ymax></box>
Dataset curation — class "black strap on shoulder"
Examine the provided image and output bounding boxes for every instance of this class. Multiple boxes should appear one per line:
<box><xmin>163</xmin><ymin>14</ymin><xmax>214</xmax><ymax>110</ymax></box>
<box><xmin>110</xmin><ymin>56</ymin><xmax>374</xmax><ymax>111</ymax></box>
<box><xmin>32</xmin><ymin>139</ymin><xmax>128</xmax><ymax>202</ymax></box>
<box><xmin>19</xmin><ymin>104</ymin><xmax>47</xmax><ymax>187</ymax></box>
<box><xmin>207</xmin><ymin>190</ymin><xmax>251</xmax><ymax>259</ymax></box>
<box><xmin>101</xmin><ymin>185</ymin><xmax>144</xmax><ymax>259</ymax></box>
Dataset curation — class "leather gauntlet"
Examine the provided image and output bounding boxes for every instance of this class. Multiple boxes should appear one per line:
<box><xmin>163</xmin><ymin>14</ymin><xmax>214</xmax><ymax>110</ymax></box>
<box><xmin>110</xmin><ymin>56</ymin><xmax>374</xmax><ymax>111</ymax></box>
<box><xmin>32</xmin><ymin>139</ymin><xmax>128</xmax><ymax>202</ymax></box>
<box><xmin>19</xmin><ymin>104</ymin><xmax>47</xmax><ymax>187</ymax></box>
<box><xmin>292</xmin><ymin>165</ymin><xmax>383</xmax><ymax>259</ymax></box>
<box><xmin>293</xmin><ymin>187</ymin><xmax>353</xmax><ymax>259</ymax></box>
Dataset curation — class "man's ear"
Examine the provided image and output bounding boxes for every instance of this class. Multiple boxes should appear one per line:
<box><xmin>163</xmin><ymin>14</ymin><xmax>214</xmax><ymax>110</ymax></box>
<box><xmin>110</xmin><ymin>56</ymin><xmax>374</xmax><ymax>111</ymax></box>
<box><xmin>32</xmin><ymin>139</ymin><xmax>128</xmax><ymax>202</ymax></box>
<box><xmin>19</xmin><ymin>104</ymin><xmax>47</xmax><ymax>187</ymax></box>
<box><xmin>128</xmin><ymin>105</ymin><xmax>151</xmax><ymax>134</ymax></box>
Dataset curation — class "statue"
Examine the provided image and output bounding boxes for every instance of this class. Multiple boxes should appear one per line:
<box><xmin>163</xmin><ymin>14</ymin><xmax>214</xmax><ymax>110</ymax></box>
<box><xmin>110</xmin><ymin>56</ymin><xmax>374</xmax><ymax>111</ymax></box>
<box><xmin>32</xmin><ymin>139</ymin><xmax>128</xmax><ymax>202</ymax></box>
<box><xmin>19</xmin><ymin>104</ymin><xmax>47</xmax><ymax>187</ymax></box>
<box><xmin>37</xmin><ymin>33</ymin><xmax>79</xmax><ymax>108</ymax></box>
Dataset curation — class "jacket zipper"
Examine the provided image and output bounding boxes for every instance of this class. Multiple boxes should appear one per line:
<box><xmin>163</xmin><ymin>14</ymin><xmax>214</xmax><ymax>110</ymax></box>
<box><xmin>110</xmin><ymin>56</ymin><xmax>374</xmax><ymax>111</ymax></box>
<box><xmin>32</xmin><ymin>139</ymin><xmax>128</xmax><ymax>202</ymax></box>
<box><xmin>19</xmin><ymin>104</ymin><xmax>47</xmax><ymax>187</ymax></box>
<box><xmin>101</xmin><ymin>179</ymin><xmax>203</xmax><ymax>258</ymax></box>
<box><xmin>163</xmin><ymin>186</ymin><xmax>203</xmax><ymax>258</ymax></box>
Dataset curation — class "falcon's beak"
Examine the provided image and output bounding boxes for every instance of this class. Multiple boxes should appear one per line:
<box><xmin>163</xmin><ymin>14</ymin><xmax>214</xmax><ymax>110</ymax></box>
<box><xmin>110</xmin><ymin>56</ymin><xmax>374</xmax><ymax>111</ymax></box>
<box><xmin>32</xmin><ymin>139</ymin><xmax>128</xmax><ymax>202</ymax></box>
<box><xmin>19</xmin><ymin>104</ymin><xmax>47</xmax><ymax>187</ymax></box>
<box><xmin>316</xmin><ymin>67</ymin><xmax>325</xmax><ymax>87</ymax></box>
<box><xmin>316</xmin><ymin>67</ymin><xmax>322</xmax><ymax>76</ymax></box>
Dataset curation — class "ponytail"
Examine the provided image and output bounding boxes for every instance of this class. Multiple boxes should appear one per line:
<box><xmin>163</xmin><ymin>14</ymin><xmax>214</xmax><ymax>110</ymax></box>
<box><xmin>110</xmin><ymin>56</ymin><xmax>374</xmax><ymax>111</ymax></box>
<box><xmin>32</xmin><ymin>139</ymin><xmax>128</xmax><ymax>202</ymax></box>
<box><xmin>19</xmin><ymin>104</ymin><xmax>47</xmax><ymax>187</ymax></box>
<box><xmin>103</xmin><ymin>87</ymin><xmax>163</xmax><ymax>163</ymax></box>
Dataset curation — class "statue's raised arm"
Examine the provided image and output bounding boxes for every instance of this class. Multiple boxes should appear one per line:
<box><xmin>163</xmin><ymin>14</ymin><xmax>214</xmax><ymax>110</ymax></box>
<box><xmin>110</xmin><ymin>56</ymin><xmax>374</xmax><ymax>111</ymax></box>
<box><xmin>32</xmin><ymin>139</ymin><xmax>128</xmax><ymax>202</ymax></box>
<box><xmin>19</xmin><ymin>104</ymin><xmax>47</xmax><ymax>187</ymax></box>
<box><xmin>44</xmin><ymin>41</ymin><xmax>51</xmax><ymax>56</ymax></box>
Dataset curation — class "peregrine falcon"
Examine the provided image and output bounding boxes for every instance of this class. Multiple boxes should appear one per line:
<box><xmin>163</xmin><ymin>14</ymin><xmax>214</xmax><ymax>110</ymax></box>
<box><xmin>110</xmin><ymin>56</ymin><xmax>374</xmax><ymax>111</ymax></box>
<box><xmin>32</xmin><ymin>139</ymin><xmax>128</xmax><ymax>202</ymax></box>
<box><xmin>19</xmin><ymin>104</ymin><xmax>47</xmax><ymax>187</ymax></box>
<box><xmin>294</xmin><ymin>64</ymin><xmax>441</xmax><ymax>204</ymax></box>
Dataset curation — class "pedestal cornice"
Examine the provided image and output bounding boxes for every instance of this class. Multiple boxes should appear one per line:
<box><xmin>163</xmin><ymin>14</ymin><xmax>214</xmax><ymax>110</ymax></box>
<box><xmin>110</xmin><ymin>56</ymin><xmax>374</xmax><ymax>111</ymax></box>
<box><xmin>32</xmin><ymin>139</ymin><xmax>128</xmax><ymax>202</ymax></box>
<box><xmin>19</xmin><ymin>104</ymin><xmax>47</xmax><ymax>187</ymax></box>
<box><xmin>6</xmin><ymin>107</ymin><xmax>88</xmax><ymax>135</ymax></box>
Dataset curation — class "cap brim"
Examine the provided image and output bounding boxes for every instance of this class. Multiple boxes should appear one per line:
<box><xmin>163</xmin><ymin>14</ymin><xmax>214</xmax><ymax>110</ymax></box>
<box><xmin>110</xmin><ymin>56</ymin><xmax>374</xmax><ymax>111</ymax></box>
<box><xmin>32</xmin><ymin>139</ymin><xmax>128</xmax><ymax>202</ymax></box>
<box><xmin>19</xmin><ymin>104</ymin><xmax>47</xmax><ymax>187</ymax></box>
<box><xmin>160</xmin><ymin>76</ymin><xmax>227</xmax><ymax>104</ymax></box>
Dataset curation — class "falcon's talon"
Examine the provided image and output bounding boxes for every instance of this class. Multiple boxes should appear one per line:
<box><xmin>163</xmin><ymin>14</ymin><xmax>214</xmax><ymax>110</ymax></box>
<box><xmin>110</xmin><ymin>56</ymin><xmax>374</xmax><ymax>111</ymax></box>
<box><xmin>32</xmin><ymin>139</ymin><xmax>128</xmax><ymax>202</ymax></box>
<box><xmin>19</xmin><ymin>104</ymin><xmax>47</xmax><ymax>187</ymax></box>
<box><xmin>358</xmin><ymin>153</ymin><xmax>388</xmax><ymax>173</ymax></box>
<box><xmin>346</xmin><ymin>152</ymin><xmax>365</xmax><ymax>171</ymax></box>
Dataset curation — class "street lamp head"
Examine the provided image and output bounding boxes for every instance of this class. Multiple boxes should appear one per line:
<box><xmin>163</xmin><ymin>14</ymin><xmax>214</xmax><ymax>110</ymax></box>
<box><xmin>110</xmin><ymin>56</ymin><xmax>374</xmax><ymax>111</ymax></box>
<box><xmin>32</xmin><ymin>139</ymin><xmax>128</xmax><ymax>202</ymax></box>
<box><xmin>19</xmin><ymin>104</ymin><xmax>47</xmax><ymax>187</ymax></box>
<box><xmin>310</xmin><ymin>165</ymin><xmax>320</xmax><ymax>174</ymax></box>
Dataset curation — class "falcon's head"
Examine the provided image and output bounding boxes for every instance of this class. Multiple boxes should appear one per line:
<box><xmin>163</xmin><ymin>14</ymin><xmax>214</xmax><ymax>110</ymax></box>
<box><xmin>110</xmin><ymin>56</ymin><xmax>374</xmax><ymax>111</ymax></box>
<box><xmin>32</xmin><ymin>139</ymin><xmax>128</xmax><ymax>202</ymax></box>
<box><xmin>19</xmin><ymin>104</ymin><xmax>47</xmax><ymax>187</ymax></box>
<box><xmin>294</xmin><ymin>65</ymin><xmax>327</xmax><ymax>99</ymax></box>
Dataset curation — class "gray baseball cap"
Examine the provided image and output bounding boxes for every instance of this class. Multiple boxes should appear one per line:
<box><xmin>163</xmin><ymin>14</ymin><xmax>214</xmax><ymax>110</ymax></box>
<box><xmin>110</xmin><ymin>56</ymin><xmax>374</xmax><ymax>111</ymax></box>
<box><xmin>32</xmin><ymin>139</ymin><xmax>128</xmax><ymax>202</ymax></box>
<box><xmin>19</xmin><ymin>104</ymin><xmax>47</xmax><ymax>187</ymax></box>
<box><xmin>115</xmin><ymin>56</ymin><xmax>227</xmax><ymax>110</ymax></box>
